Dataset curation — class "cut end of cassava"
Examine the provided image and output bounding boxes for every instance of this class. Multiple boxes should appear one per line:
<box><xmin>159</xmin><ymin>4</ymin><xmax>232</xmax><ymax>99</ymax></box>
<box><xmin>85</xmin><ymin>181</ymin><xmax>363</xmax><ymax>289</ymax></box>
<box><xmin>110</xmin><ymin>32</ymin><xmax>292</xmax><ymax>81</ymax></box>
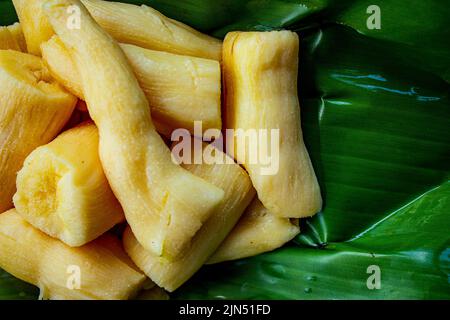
<box><xmin>129</xmin><ymin>170</ymin><xmax>225</xmax><ymax>260</ymax></box>
<box><xmin>81</xmin><ymin>0</ymin><xmax>222</xmax><ymax>60</ymax></box>
<box><xmin>13</xmin><ymin>148</ymin><xmax>85</xmax><ymax>246</ymax></box>
<box><xmin>14</xmin><ymin>147</ymin><xmax>68</xmax><ymax>224</ymax></box>
<box><xmin>13</xmin><ymin>123</ymin><xmax>124</xmax><ymax>247</ymax></box>
<box><xmin>223</xmin><ymin>30</ymin><xmax>323</xmax><ymax>219</ymax></box>
<box><xmin>124</xmin><ymin>142</ymin><xmax>255</xmax><ymax>291</ymax></box>
<box><xmin>207</xmin><ymin>198</ymin><xmax>300</xmax><ymax>264</ymax></box>
<box><xmin>121</xmin><ymin>43</ymin><xmax>222</xmax><ymax>133</ymax></box>
<box><xmin>0</xmin><ymin>209</ymin><xmax>147</xmax><ymax>300</ymax></box>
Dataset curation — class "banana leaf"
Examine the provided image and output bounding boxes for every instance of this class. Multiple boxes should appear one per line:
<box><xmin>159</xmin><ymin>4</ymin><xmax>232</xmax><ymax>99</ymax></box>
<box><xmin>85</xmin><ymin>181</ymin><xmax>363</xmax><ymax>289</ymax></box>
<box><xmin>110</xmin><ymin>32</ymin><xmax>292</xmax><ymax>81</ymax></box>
<box><xmin>174</xmin><ymin>181</ymin><xmax>450</xmax><ymax>299</ymax></box>
<box><xmin>0</xmin><ymin>0</ymin><xmax>449</xmax><ymax>299</ymax></box>
<box><xmin>296</xmin><ymin>24</ymin><xmax>450</xmax><ymax>245</ymax></box>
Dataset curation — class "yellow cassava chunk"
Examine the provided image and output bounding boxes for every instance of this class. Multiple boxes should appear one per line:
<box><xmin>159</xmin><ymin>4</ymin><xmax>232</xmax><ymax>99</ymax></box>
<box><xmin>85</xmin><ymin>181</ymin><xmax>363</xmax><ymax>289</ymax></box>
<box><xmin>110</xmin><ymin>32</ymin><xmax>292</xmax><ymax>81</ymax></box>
<box><xmin>0</xmin><ymin>209</ymin><xmax>147</xmax><ymax>300</ymax></box>
<box><xmin>44</xmin><ymin>0</ymin><xmax>224</xmax><ymax>259</ymax></box>
<box><xmin>123</xmin><ymin>142</ymin><xmax>255</xmax><ymax>291</ymax></box>
<box><xmin>14</xmin><ymin>122</ymin><xmax>124</xmax><ymax>247</ymax></box>
<box><xmin>223</xmin><ymin>31</ymin><xmax>322</xmax><ymax>218</ymax></box>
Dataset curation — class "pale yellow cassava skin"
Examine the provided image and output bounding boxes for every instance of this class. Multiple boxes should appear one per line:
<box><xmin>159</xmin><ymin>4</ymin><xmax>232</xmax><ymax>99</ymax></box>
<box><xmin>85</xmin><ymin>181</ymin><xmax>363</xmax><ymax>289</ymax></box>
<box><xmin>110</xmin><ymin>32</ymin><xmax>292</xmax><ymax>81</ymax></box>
<box><xmin>0</xmin><ymin>209</ymin><xmax>147</xmax><ymax>300</ymax></box>
<box><xmin>81</xmin><ymin>0</ymin><xmax>222</xmax><ymax>60</ymax></box>
<box><xmin>13</xmin><ymin>122</ymin><xmax>125</xmax><ymax>247</ymax></box>
<box><xmin>123</xmin><ymin>143</ymin><xmax>255</xmax><ymax>291</ymax></box>
<box><xmin>0</xmin><ymin>22</ymin><xmax>26</xmax><ymax>51</ymax></box>
<box><xmin>208</xmin><ymin>198</ymin><xmax>300</xmax><ymax>264</ymax></box>
<box><xmin>12</xmin><ymin>0</ymin><xmax>222</xmax><ymax>59</ymax></box>
<box><xmin>41</xmin><ymin>37</ymin><xmax>83</xmax><ymax>97</ymax></box>
<box><xmin>0</xmin><ymin>50</ymin><xmax>76</xmax><ymax>213</ymax></box>
<box><xmin>43</xmin><ymin>0</ymin><xmax>224</xmax><ymax>259</ymax></box>
<box><xmin>41</xmin><ymin>36</ymin><xmax>222</xmax><ymax>135</ymax></box>
<box><xmin>12</xmin><ymin>0</ymin><xmax>54</xmax><ymax>55</ymax></box>
<box><xmin>223</xmin><ymin>31</ymin><xmax>322</xmax><ymax>218</ymax></box>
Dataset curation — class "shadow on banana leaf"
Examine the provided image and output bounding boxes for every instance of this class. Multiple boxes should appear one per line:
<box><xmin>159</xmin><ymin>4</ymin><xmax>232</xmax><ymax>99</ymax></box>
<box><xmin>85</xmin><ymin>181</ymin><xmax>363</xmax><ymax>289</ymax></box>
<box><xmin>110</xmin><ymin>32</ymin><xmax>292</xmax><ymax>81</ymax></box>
<box><xmin>174</xmin><ymin>181</ymin><xmax>450</xmax><ymax>299</ymax></box>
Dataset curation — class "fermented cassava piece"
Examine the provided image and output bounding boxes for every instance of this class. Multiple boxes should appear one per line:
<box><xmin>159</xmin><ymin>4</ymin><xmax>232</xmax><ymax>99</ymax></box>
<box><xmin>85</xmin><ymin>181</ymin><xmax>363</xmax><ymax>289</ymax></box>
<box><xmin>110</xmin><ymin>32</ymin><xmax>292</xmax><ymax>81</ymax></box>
<box><xmin>41</xmin><ymin>37</ymin><xmax>83</xmax><ymax>98</ymax></box>
<box><xmin>12</xmin><ymin>0</ymin><xmax>222</xmax><ymax>60</ymax></box>
<box><xmin>223</xmin><ymin>31</ymin><xmax>322</xmax><ymax>218</ymax></box>
<box><xmin>12</xmin><ymin>0</ymin><xmax>54</xmax><ymax>55</ymax></box>
<box><xmin>123</xmin><ymin>142</ymin><xmax>255</xmax><ymax>291</ymax></box>
<box><xmin>81</xmin><ymin>0</ymin><xmax>222</xmax><ymax>60</ymax></box>
<box><xmin>44</xmin><ymin>0</ymin><xmax>224</xmax><ymax>259</ymax></box>
<box><xmin>14</xmin><ymin>122</ymin><xmax>124</xmax><ymax>247</ymax></box>
<box><xmin>0</xmin><ymin>50</ymin><xmax>76</xmax><ymax>213</ymax></box>
<box><xmin>0</xmin><ymin>22</ymin><xmax>26</xmax><ymax>51</ymax></box>
<box><xmin>0</xmin><ymin>209</ymin><xmax>147</xmax><ymax>300</ymax></box>
<box><xmin>41</xmin><ymin>36</ymin><xmax>222</xmax><ymax>134</ymax></box>
<box><xmin>208</xmin><ymin>198</ymin><xmax>300</xmax><ymax>264</ymax></box>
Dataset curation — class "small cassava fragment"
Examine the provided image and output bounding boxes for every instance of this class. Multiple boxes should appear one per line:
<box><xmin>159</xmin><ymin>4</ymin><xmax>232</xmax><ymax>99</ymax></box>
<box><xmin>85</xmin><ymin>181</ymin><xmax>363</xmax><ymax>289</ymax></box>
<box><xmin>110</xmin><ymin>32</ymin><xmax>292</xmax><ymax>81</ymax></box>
<box><xmin>123</xmin><ymin>141</ymin><xmax>255</xmax><ymax>291</ymax></box>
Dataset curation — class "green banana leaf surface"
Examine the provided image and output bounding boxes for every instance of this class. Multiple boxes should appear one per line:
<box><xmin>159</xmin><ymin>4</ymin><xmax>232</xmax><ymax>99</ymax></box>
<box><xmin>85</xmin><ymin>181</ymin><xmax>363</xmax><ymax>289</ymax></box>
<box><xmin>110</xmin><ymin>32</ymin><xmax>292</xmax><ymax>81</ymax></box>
<box><xmin>0</xmin><ymin>0</ymin><xmax>449</xmax><ymax>299</ymax></box>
